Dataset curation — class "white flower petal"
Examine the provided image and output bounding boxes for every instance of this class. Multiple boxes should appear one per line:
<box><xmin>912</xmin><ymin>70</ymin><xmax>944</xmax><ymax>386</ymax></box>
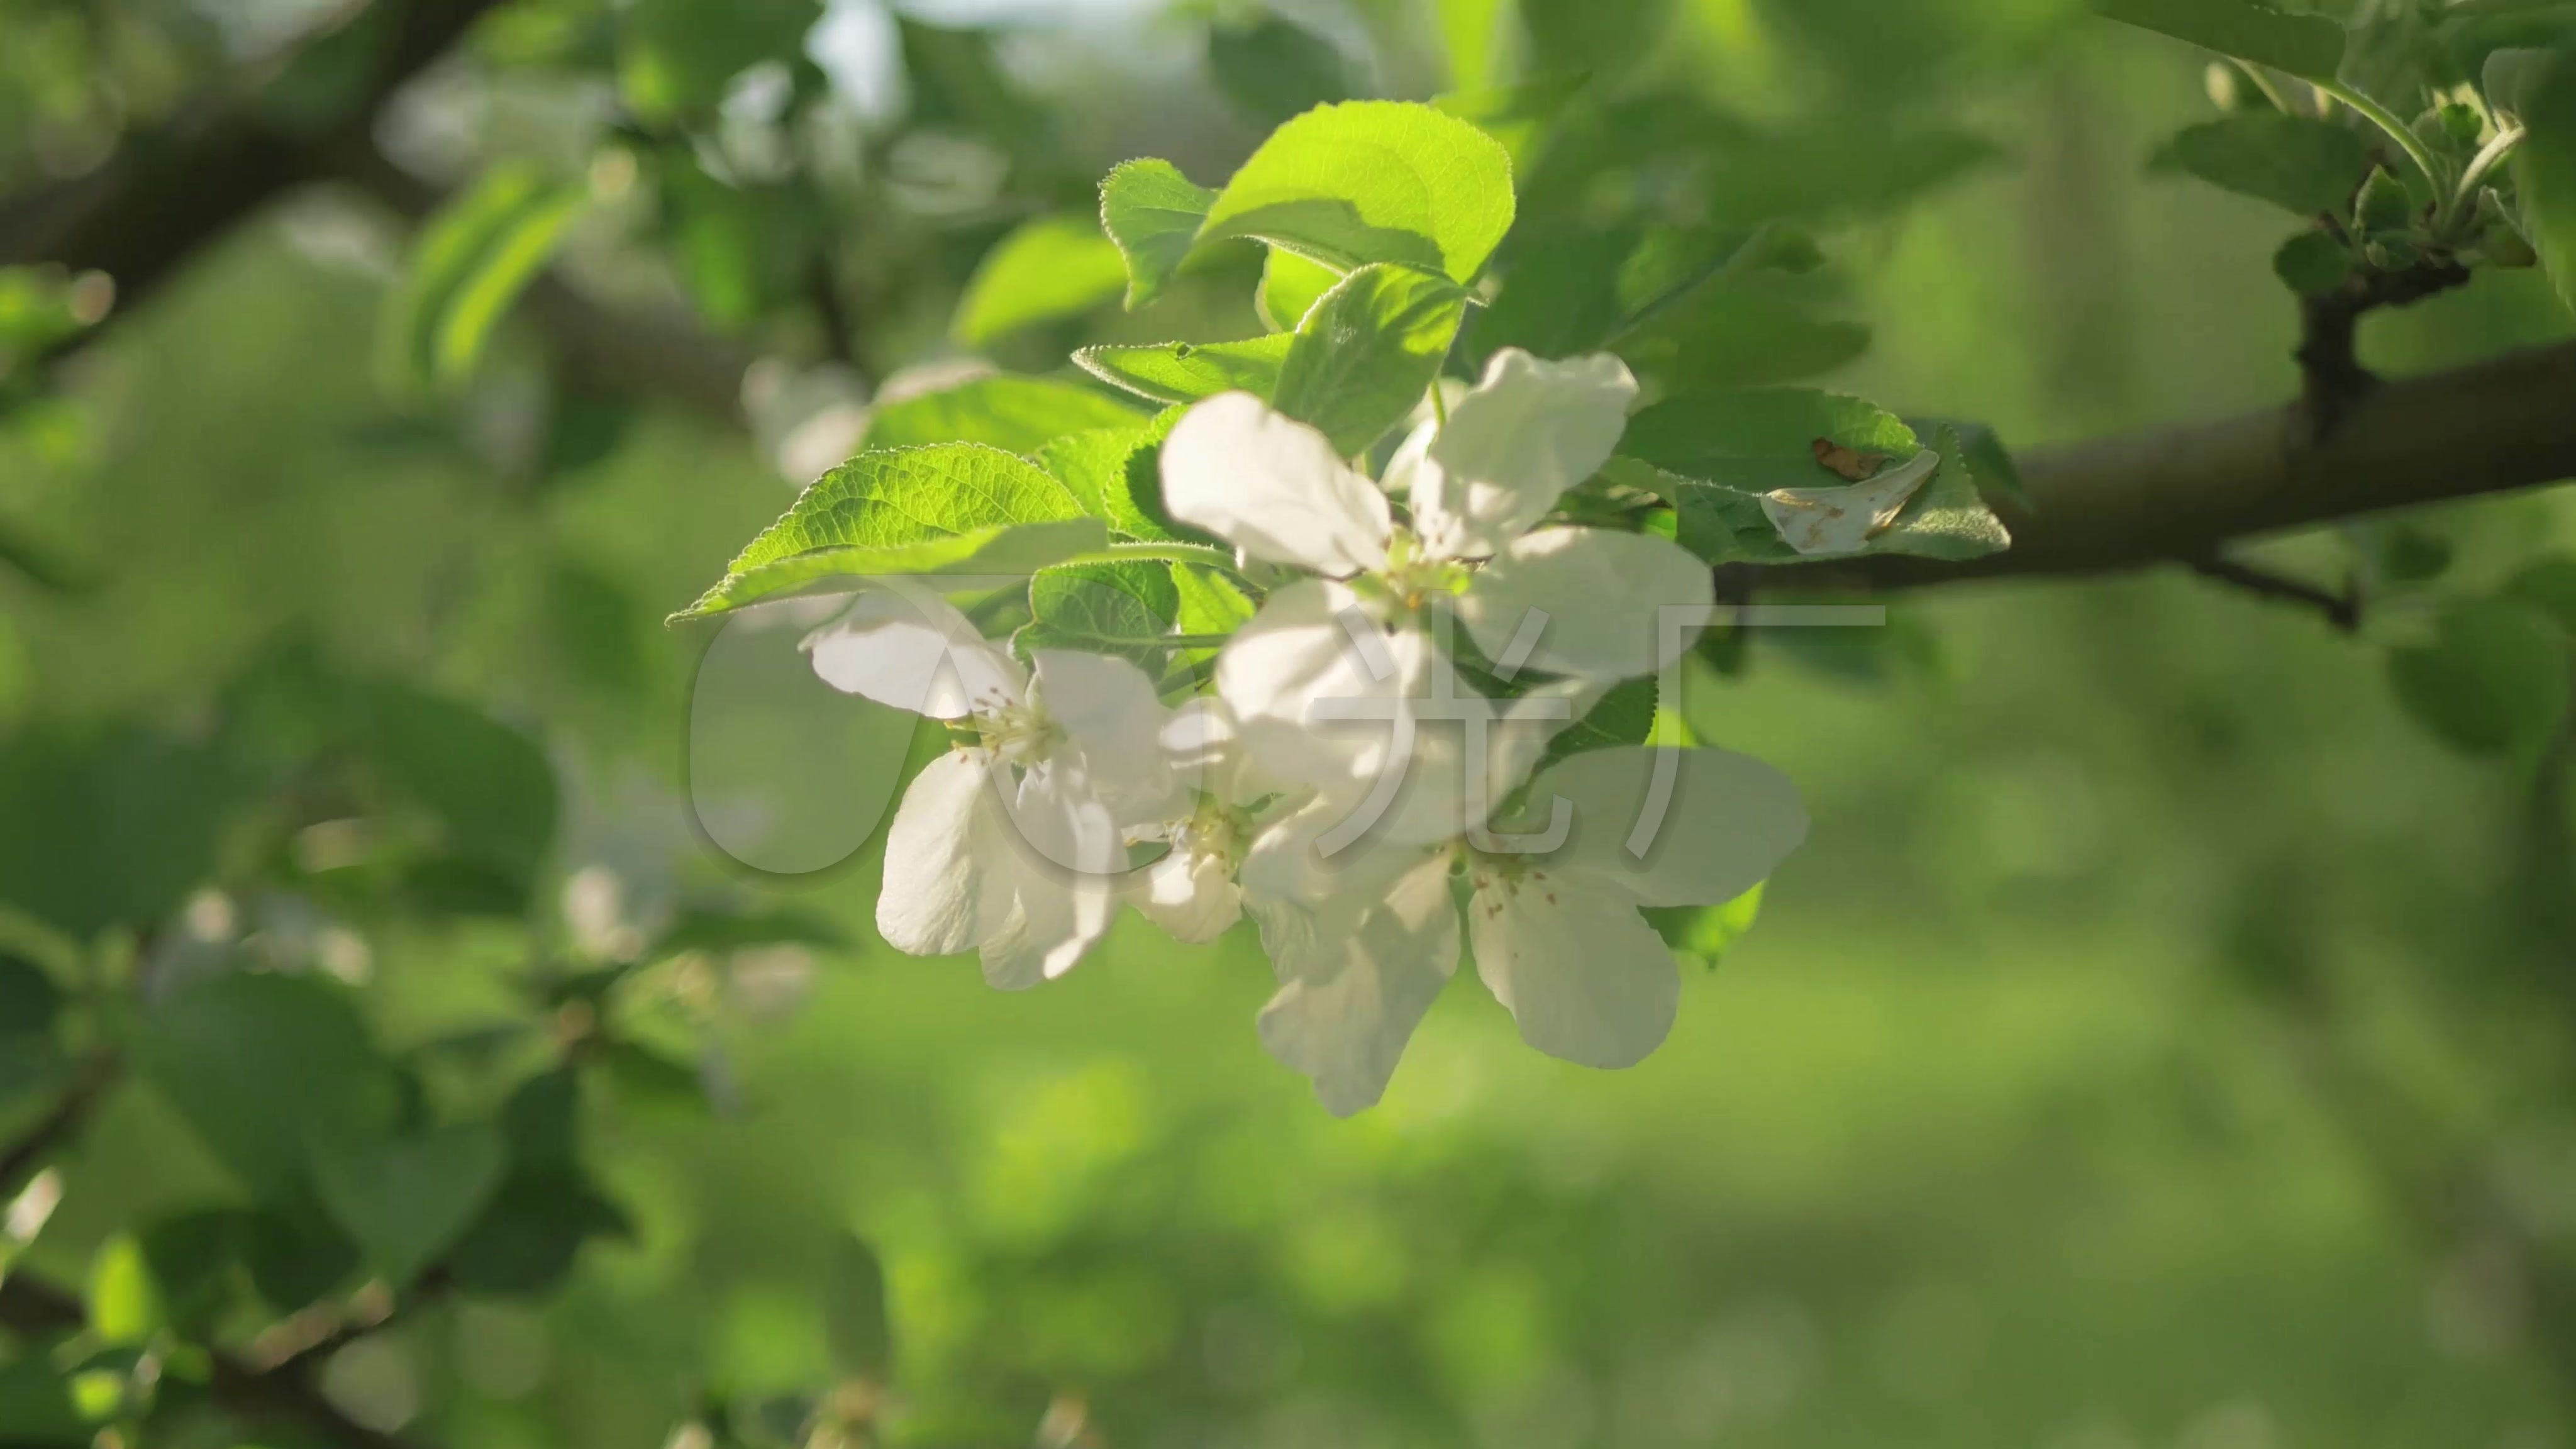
<box><xmin>877</xmin><ymin>750</ymin><xmax>1018</xmax><ymax>956</ymax></box>
<box><xmin>1454</xmin><ymin>526</ymin><xmax>1714</xmax><ymax>681</ymax></box>
<box><xmin>1030</xmin><ymin>649</ymin><xmax>1180</xmax><ymax>820</ymax></box>
<box><xmin>1520</xmin><ymin>745</ymin><xmax>1807</xmax><ymax>909</ymax></box>
<box><xmin>977</xmin><ymin>763</ymin><xmax>1119</xmax><ymax>989</ymax></box>
<box><xmin>1760</xmin><ymin>449</ymin><xmax>1938</xmax><ymax>557</ymax></box>
<box><xmin>1380</xmin><ymin>418</ymin><xmax>1438</xmax><ymax>499</ymax></box>
<box><xmin>1254</xmin><ymin>847</ymin><xmax>1460</xmax><ymax>1116</ymax></box>
<box><xmin>1217</xmin><ymin>579</ymin><xmax>1424</xmax><ymax>795</ymax></box>
<box><xmin>1161</xmin><ymin>392</ymin><xmax>1392</xmax><ymax>575</ymax></box>
<box><xmin>1416</xmin><ymin>350</ymin><xmax>1638</xmax><ymax>560</ymax></box>
<box><xmin>1468</xmin><ymin>874</ymin><xmax>1677</xmax><ymax>1069</ymax></box>
<box><xmin>1131</xmin><ymin>841</ymin><xmax>1243</xmax><ymax>944</ymax></box>
<box><xmin>1241</xmin><ymin>793</ymin><xmax>1449</xmax><ymax>913</ymax></box>
<box><xmin>804</xmin><ymin>588</ymin><xmax>1025</xmax><ymax>719</ymax></box>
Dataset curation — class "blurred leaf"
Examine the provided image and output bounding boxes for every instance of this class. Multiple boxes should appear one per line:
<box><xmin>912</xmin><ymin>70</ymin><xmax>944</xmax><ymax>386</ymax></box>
<box><xmin>2517</xmin><ymin>48</ymin><xmax>2576</xmax><ymax>314</ymax></box>
<box><xmin>0</xmin><ymin>726</ymin><xmax>231</xmax><ymax>940</ymax></box>
<box><xmin>2489</xmin><ymin>47</ymin><xmax>2556</xmax><ymax>121</ymax></box>
<box><xmin>2273</xmin><ymin>230</ymin><xmax>2357</xmax><ymax>294</ymax></box>
<box><xmin>1208</xmin><ymin>17</ymin><xmax>1355</xmax><ymax>129</ymax></box>
<box><xmin>619</xmin><ymin>0</ymin><xmax>819</xmax><ymax>123</ymax></box>
<box><xmin>680</xmin><ymin>446</ymin><xmax>1104</xmax><ymax>619</ymax></box>
<box><xmin>2152</xmin><ymin>113</ymin><xmax>2368</xmax><ymax>215</ymax></box>
<box><xmin>858</xmin><ymin>375</ymin><xmax>1145</xmax><ymax>453</ymax></box>
<box><xmin>1644</xmin><ymin>884</ymin><xmax>1766</xmax><ymax>967</ymax></box>
<box><xmin>654</xmin><ymin>906</ymin><xmax>852</xmax><ymax>957</ymax></box>
<box><xmin>1907</xmin><ymin>417</ymin><xmax>2031</xmax><ymax>510</ymax></box>
<box><xmin>312</xmin><ymin>1122</ymin><xmax>507</xmax><ymax>1284</ymax></box>
<box><xmin>1623</xmin><ymin>288</ymin><xmax>1871</xmax><ymax>392</ymax></box>
<box><xmin>355</xmin><ymin>682</ymin><xmax>558</xmax><ymax>890</ymax></box>
<box><xmin>2096</xmin><ymin>0</ymin><xmax>2346</xmax><ymax>77</ymax></box>
<box><xmin>823</xmin><ymin>1235</ymin><xmax>894</xmax><ymax>1380</ymax></box>
<box><xmin>1099</xmin><ymin>160</ymin><xmax>1219</xmax><ymax>309</ymax></box>
<box><xmin>445</xmin><ymin>1170</ymin><xmax>631</xmax><ymax>1297</ymax></box>
<box><xmin>2386</xmin><ymin>600</ymin><xmax>2573</xmax><ymax>757</ymax></box>
<box><xmin>1257</xmin><ymin>247</ymin><xmax>1342</xmax><ymax>331</ymax></box>
<box><xmin>2505</xmin><ymin>555</ymin><xmax>2576</xmax><ymax>635</ymax></box>
<box><xmin>0</xmin><ymin>952</ymin><xmax>62</xmax><ymax>1046</ymax></box>
<box><xmin>2354</xmin><ymin>164</ymin><xmax>2413</xmax><ymax>236</ymax></box>
<box><xmin>901</xmin><ymin>19</ymin><xmax>1050</xmax><ymax>155</ymax></box>
<box><xmin>1074</xmin><ymin>335</ymin><xmax>1294</xmax><ymax>406</ymax></box>
<box><xmin>953</xmin><ymin>216</ymin><xmax>1130</xmax><ymax>346</ymax></box>
<box><xmin>1199</xmin><ymin>101</ymin><xmax>1517</xmax><ymax>284</ymax></box>
<box><xmin>547</xmin><ymin>555</ymin><xmax>650</xmax><ymax>697</ymax></box>
<box><xmin>137</xmin><ymin>1210</ymin><xmax>248</xmax><ymax>1337</ymax></box>
<box><xmin>86</xmin><ymin>1236</ymin><xmax>161</xmax><ymax>1347</ymax></box>
<box><xmin>0</xmin><ymin>513</ymin><xmax>87</xmax><ymax>593</ymax></box>
<box><xmin>242</xmin><ymin>1201</ymin><xmax>364</xmax><ymax>1311</ymax></box>
<box><xmin>1272</xmin><ymin>263</ymin><xmax>1469</xmax><ymax>455</ymax></box>
<box><xmin>1438</xmin><ymin>0</ymin><xmax>1507</xmax><ymax>91</ymax></box>
<box><xmin>138</xmin><ymin>970</ymin><xmax>397</xmax><ymax>1196</ymax></box>
<box><xmin>596</xmin><ymin>1038</ymin><xmax>707</xmax><ymax>1109</ymax></box>
<box><xmin>0</xmin><ymin>1346</ymin><xmax>89</xmax><ymax>1446</ymax></box>
<box><xmin>380</xmin><ymin>163</ymin><xmax>588</xmax><ymax>396</ymax></box>
<box><xmin>1021</xmin><ymin>561</ymin><xmax>1180</xmax><ymax>669</ymax></box>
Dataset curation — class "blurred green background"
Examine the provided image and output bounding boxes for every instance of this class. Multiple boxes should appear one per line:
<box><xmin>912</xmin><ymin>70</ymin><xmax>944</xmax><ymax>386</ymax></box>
<box><xmin>6</xmin><ymin>0</ymin><xmax>2576</xmax><ymax>1446</ymax></box>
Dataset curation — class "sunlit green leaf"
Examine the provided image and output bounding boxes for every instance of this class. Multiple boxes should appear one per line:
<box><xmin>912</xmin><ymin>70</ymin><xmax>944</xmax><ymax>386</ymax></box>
<box><xmin>1257</xmin><ymin>247</ymin><xmax>1342</xmax><ymax>331</ymax></box>
<box><xmin>1272</xmin><ymin>263</ymin><xmax>1469</xmax><ymax>455</ymax></box>
<box><xmin>952</xmin><ymin>215</ymin><xmax>1130</xmax><ymax>346</ymax></box>
<box><xmin>858</xmin><ymin>375</ymin><xmax>1146</xmax><ymax>454</ymax></box>
<box><xmin>1074</xmin><ymin>335</ymin><xmax>1294</xmax><ymax>406</ymax></box>
<box><xmin>1099</xmin><ymin>159</ymin><xmax>1218</xmax><ymax>309</ymax></box>
<box><xmin>1645</xmin><ymin>884</ymin><xmax>1766</xmax><ymax>969</ymax></box>
<box><xmin>680</xmin><ymin>445</ymin><xmax>1104</xmax><ymax>619</ymax></box>
<box><xmin>85</xmin><ymin>1236</ymin><xmax>160</xmax><ymax>1347</ymax></box>
<box><xmin>1021</xmin><ymin>560</ymin><xmax>1179</xmax><ymax>667</ymax></box>
<box><xmin>1199</xmin><ymin>101</ymin><xmax>1517</xmax><ymax>284</ymax></box>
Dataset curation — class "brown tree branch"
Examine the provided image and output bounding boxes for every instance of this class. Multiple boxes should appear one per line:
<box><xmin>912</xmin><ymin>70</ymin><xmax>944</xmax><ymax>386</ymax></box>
<box><xmin>0</xmin><ymin>0</ymin><xmax>508</xmax><ymax>320</ymax></box>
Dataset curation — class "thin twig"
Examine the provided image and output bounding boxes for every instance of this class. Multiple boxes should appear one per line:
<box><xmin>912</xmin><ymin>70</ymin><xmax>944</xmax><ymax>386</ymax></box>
<box><xmin>2188</xmin><ymin>555</ymin><xmax>2362</xmax><ymax>632</ymax></box>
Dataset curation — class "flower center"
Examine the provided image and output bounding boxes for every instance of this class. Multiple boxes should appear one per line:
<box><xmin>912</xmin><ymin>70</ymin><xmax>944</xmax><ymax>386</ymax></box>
<box><xmin>1357</xmin><ymin>526</ymin><xmax>1473</xmax><ymax>615</ymax></box>
<box><xmin>952</xmin><ymin>697</ymin><xmax>1060</xmax><ymax>765</ymax></box>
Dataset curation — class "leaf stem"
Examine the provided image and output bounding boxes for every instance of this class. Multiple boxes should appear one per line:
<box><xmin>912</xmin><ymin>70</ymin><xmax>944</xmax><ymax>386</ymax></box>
<box><xmin>2452</xmin><ymin>125</ymin><xmax>2526</xmax><ymax>215</ymax></box>
<box><xmin>2318</xmin><ymin>79</ymin><xmax>2447</xmax><ymax>196</ymax></box>
<box><xmin>1429</xmin><ymin>378</ymin><xmax>1450</xmax><ymax>428</ymax></box>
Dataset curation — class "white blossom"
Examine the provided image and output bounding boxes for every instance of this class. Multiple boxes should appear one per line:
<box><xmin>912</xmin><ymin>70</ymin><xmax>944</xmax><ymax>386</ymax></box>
<box><xmin>803</xmin><ymin>589</ymin><xmax>1179</xmax><ymax>987</ymax></box>
<box><xmin>1244</xmin><ymin>746</ymin><xmax>1808</xmax><ymax>1114</ymax></box>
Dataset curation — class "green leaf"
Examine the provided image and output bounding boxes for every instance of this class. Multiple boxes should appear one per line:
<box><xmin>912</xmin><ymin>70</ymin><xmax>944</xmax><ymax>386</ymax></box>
<box><xmin>1099</xmin><ymin>159</ymin><xmax>1219</xmax><ymax>309</ymax></box>
<box><xmin>1208</xmin><ymin>17</ymin><xmax>1355</xmax><ymax>129</ymax></box>
<box><xmin>2386</xmin><ymin>600</ymin><xmax>2573</xmax><ymax>757</ymax></box>
<box><xmin>2504</xmin><ymin>555</ymin><xmax>2576</xmax><ymax>636</ymax></box>
<box><xmin>380</xmin><ymin>162</ymin><xmax>587</xmax><ymax>395</ymax></box>
<box><xmin>2095</xmin><ymin>0</ymin><xmax>2346</xmax><ymax>78</ymax></box>
<box><xmin>140</xmin><ymin>972</ymin><xmax>399</xmax><ymax>1196</ymax></box>
<box><xmin>2273</xmin><ymin>230</ymin><xmax>2357</xmax><ymax>294</ymax></box>
<box><xmin>0</xmin><ymin>726</ymin><xmax>230</xmax><ymax>940</ymax></box>
<box><xmin>2354</xmin><ymin>165</ymin><xmax>2414</xmax><ymax>236</ymax></box>
<box><xmin>2488</xmin><ymin>48</ymin><xmax>2556</xmax><ymax>123</ymax></box>
<box><xmin>354</xmin><ymin>681</ymin><xmax>559</xmax><ymax>889</ymax></box>
<box><xmin>137</xmin><ymin>1211</ymin><xmax>247</xmax><ymax>1337</ymax></box>
<box><xmin>2153</xmin><ymin>113</ymin><xmax>2368</xmax><ymax>215</ymax></box>
<box><xmin>2518</xmin><ymin>48</ymin><xmax>2576</xmax><ymax>314</ymax></box>
<box><xmin>618</xmin><ymin>0</ymin><xmax>820</xmax><ymax>121</ymax></box>
<box><xmin>1171</xmin><ymin>560</ymin><xmax>1256</xmax><ymax>669</ymax></box>
<box><xmin>1621</xmin><ymin>389</ymin><xmax>1921</xmax><ymax>496</ymax></box>
<box><xmin>312</xmin><ymin>1123</ymin><xmax>508</xmax><ymax>1284</ymax></box>
<box><xmin>1643</xmin><ymin>884</ymin><xmax>1765</xmax><ymax>969</ymax></box>
<box><xmin>1615</xmin><ymin>402</ymin><xmax>2008</xmax><ymax>564</ymax></box>
<box><xmin>1021</xmin><ymin>561</ymin><xmax>1180</xmax><ymax>668</ymax></box>
<box><xmin>1272</xmin><ymin>263</ymin><xmax>1468</xmax><ymax>455</ymax></box>
<box><xmin>0</xmin><ymin>1344</ymin><xmax>89</xmax><ymax>1446</ymax></box>
<box><xmin>1035</xmin><ymin>409</ymin><xmax>1197</xmax><ymax>543</ymax></box>
<box><xmin>499</xmin><ymin>1069</ymin><xmax>581</xmax><ymax>1170</ymax></box>
<box><xmin>0</xmin><ymin>953</ymin><xmax>62</xmax><ymax>1046</ymax></box>
<box><xmin>1475</xmin><ymin>225</ymin><xmax>1817</xmax><ymax>362</ymax></box>
<box><xmin>824</xmin><ymin>1235</ymin><xmax>896</xmax><ymax>1380</ymax></box>
<box><xmin>86</xmin><ymin>1236</ymin><xmax>160</xmax><ymax>1347</ymax></box>
<box><xmin>652</xmin><ymin>906</ymin><xmax>852</xmax><ymax>957</ymax></box>
<box><xmin>445</xmin><ymin>1171</ymin><xmax>631</xmax><ymax>1297</ymax></box>
<box><xmin>680</xmin><ymin>445</ymin><xmax>1104</xmax><ymax>619</ymax></box>
<box><xmin>1199</xmin><ymin>100</ymin><xmax>1517</xmax><ymax>284</ymax></box>
<box><xmin>1906</xmin><ymin>417</ymin><xmax>2031</xmax><ymax>511</ymax></box>
<box><xmin>1074</xmin><ymin>334</ymin><xmax>1294</xmax><ymax>406</ymax></box>
<box><xmin>857</xmin><ymin>375</ymin><xmax>1146</xmax><ymax>454</ymax></box>
<box><xmin>1538</xmin><ymin>676</ymin><xmax>1657</xmax><ymax>774</ymax></box>
<box><xmin>242</xmin><ymin>1202</ymin><xmax>363</xmax><ymax>1311</ymax></box>
<box><xmin>1258</xmin><ymin>248</ymin><xmax>1343</xmax><ymax>331</ymax></box>
<box><xmin>952</xmin><ymin>215</ymin><xmax>1130</xmax><ymax>346</ymax></box>
<box><xmin>1621</xmin><ymin>289</ymin><xmax>1870</xmax><ymax>393</ymax></box>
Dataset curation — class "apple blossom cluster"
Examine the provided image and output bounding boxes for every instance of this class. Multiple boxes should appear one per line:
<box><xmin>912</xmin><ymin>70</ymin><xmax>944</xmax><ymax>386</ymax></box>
<box><xmin>802</xmin><ymin>349</ymin><xmax>1809</xmax><ymax>1114</ymax></box>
